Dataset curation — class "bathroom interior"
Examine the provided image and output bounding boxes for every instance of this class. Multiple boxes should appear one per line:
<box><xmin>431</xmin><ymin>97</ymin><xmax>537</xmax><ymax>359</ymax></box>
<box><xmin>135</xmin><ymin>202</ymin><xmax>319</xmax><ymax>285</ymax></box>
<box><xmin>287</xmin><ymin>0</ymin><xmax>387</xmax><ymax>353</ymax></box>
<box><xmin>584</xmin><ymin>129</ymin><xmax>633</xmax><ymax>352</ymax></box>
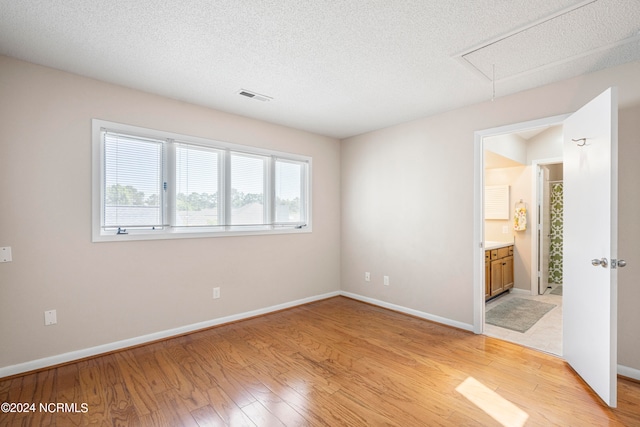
<box><xmin>483</xmin><ymin>125</ymin><xmax>564</xmax><ymax>355</ymax></box>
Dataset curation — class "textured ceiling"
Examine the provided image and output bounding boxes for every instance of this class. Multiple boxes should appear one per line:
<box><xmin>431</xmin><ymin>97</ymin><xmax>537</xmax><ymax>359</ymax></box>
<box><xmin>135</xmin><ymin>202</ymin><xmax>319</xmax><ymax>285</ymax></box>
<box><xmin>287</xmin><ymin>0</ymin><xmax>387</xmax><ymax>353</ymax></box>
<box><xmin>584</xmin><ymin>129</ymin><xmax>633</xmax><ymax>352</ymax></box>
<box><xmin>1</xmin><ymin>0</ymin><xmax>639</xmax><ymax>139</ymax></box>
<box><xmin>461</xmin><ymin>0</ymin><xmax>640</xmax><ymax>81</ymax></box>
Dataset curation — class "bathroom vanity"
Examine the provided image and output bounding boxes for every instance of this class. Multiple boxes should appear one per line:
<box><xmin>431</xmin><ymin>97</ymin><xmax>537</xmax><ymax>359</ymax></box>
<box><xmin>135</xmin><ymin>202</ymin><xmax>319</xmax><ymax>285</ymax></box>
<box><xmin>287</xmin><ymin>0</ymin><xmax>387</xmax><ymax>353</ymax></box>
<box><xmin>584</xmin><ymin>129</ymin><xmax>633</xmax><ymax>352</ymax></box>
<box><xmin>484</xmin><ymin>242</ymin><xmax>514</xmax><ymax>300</ymax></box>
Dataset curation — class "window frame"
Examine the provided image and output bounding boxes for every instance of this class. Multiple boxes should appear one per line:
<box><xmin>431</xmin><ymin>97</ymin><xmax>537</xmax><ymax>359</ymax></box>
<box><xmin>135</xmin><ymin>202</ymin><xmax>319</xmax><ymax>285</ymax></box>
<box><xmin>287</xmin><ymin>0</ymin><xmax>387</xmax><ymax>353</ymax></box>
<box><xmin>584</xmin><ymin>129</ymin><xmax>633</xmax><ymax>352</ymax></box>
<box><xmin>227</xmin><ymin>150</ymin><xmax>270</xmax><ymax>228</ymax></box>
<box><xmin>273</xmin><ymin>157</ymin><xmax>308</xmax><ymax>226</ymax></box>
<box><xmin>101</xmin><ymin>131</ymin><xmax>168</xmax><ymax>230</ymax></box>
<box><xmin>92</xmin><ymin>119</ymin><xmax>312</xmax><ymax>242</ymax></box>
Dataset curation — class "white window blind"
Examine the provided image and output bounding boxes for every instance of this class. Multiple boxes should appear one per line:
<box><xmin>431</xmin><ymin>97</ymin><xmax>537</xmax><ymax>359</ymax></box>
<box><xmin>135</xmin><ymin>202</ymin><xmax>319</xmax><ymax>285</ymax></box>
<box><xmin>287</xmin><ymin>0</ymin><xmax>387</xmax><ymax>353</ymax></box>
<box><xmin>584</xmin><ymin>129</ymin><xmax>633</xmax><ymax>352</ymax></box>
<box><xmin>175</xmin><ymin>143</ymin><xmax>221</xmax><ymax>227</ymax></box>
<box><xmin>230</xmin><ymin>153</ymin><xmax>266</xmax><ymax>226</ymax></box>
<box><xmin>93</xmin><ymin>119</ymin><xmax>311</xmax><ymax>241</ymax></box>
<box><xmin>103</xmin><ymin>132</ymin><xmax>165</xmax><ymax>229</ymax></box>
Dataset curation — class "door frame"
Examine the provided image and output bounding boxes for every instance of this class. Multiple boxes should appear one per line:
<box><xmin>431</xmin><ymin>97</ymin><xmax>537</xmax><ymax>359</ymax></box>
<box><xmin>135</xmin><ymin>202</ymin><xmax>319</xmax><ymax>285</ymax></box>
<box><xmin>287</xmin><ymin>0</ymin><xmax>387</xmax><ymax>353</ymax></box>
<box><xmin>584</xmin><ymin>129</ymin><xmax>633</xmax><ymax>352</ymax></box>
<box><xmin>473</xmin><ymin>114</ymin><xmax>570</xmax><ymax>333</ymax></box>
<box><xmin>532</xmin><ymin>158</ymin><xmax>563</xmax><ymax>296</ymax></box>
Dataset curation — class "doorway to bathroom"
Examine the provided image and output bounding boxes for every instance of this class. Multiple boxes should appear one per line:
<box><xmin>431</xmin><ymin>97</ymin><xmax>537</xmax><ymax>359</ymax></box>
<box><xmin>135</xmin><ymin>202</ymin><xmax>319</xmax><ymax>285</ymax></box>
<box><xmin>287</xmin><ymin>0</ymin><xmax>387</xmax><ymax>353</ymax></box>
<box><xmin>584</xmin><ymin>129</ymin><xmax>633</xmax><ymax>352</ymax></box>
<box><xmin>535</xmin><ymin>161</ymin><xmax>564</xmax><ymax>296</ymax></box>
<box><xmin>481</xmin><ymin>124</ymin><xmax>564</xmax><ymax>355</ymax></box>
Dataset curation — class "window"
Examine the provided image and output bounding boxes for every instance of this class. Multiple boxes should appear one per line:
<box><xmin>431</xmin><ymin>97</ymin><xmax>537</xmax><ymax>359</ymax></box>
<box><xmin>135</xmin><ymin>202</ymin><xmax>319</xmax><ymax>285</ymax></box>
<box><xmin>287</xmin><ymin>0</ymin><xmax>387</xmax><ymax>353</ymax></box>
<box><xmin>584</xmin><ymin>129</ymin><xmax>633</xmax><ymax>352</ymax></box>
<box><xmin>230</xmin><ymin>153</ymin><xmax>266</xmax><ymax>226</ymax></box>
<box><xmin>103</xmin><ymin>132</ymin><xmax>166</xmax><ymax>229</ymax></box>
<box><xmin>275</xmin><ymin>159</ymin><xmax>306</xmax><ymax>224</ymax></box>
<box><xmin>92</xmin><ymin>119</ymin><xmax>311</xmax><ymax>241</ymax></box>
<box><xmin>175</xmin><ymin>143</ymin><xmax>221</xmax><ymax>228</ymax></box>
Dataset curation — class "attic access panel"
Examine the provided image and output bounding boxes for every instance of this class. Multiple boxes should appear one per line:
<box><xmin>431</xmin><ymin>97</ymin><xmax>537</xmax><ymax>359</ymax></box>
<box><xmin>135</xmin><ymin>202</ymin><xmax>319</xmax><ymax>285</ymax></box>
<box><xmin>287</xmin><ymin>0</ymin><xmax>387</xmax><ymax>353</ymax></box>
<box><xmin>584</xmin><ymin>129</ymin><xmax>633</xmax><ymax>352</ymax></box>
<box><xmin>460</xmin><ymin>0</ymin><xmax>640</xmax><ymax>82</ymax></box>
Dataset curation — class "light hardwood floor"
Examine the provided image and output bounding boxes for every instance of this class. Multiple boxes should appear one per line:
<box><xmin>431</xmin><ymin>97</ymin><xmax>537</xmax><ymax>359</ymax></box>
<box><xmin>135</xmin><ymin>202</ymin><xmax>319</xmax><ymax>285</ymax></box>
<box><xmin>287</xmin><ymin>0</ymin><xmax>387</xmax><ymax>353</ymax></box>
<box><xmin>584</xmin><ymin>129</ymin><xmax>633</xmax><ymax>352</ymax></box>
<box><xmin>1</xmin><ymin>296</ymin><xmax>639</xmax><ymax>426</ymax></box>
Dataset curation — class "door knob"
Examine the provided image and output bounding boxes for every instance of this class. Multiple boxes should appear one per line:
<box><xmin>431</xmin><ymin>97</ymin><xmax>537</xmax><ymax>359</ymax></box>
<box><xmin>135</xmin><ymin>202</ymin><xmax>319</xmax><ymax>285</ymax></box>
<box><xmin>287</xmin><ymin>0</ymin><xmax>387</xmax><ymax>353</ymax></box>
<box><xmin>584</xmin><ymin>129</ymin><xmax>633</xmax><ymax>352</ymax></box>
<box><xmin>612</xmin><ymin>259</ymin><xmax>627</xmax><ymax>269</ymax></box>
<box><xmin>591</xmin><ymin>258</ymin><xmax>608</xmax><ymax>268</ymax></box>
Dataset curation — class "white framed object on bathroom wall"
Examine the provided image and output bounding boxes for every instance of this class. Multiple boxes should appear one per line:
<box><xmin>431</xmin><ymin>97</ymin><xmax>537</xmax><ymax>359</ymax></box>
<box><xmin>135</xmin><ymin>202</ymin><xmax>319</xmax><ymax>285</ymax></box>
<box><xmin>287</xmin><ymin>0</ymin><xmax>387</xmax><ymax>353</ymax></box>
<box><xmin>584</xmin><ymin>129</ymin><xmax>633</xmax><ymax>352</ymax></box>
<box><xmin>485</xmin><ymin>185</ymin><xmax>510</xmax><ymax>219</ymax></box>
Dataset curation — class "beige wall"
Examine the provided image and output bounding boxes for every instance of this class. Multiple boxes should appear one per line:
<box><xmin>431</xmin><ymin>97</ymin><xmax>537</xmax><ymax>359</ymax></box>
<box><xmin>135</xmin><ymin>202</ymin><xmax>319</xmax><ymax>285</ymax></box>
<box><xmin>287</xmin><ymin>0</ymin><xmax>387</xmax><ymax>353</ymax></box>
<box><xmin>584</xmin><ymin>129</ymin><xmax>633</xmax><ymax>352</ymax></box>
<box><xmin>526</xmin><ymin>125</ymin><xmax>563</xmax><ymax>163</ymax></box>
<box><xmin>2</xmin><ymin>54</ymin><xmax>639</xmax><ymax>374</ymax></box>
<box><xmin>0</xmin><ymin>56</ymin><xmax>341</xmax><ymax>369</ymax></box>
<box><xmin>617</xmin><ymin>103</ymin><xmax>640</xmax><ymax>370</ymax></box>
<box><xmin>484</xmin><ymin>166</ymin><xmax>531</xmax><ymax>291</ymax></box>
<box><xmin>341</xmin><ymin>60</ymin><xmax>640</xmax><ymax>370</ymax></box>
<box><xmin>484</xmin><ymin>166</ymin><xmax>525</xmax><ymax>243</ymax></box>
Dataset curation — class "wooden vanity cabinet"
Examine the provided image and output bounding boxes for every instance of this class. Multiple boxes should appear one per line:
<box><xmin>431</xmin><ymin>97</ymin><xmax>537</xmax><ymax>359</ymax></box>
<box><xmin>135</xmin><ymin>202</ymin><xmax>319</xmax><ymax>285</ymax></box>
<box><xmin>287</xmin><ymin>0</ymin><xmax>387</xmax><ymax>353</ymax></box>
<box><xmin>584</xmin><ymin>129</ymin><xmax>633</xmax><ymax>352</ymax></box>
<box><xmin>485</xmin><ymin>245</ymin><xmax>514</xmax><ymax>300</ymax></box>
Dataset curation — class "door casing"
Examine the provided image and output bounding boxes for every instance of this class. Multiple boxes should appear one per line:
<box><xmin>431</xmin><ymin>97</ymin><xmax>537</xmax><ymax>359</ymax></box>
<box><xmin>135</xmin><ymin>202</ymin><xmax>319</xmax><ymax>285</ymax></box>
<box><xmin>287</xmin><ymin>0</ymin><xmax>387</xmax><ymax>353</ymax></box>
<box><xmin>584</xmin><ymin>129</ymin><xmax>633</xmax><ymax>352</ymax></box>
<box><xmin>473</xmin><ymin>114</ymin><xmax>569</xmax><ymax>334</ymax></box>
<box><xmin>532</xmin><ymin>159</ymin><xmax>563</xmax><ymax>295</ymax></box>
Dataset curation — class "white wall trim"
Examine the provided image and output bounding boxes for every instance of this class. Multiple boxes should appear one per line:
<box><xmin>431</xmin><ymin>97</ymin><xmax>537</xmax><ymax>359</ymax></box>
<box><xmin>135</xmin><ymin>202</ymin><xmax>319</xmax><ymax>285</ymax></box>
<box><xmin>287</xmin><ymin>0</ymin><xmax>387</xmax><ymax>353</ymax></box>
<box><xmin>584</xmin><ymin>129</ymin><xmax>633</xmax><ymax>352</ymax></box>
<box><xmin>0</xmin><ymin>290</ymin><xmax>486</xmax><ymax>379</ymax></box>
<box><xmin>341</xmin><ymin>292</ymin><xmax>640</xmax><ymax>380</ymax></box>
<box><xmin>473</xmin><ymin>131</ymin><xmax>484</xmax><ymax>333</ymax></box>
<box><xmin>340</xmin><ymin>291</ymin><xmax>475</xmax><ymax>332</ymax></box>
<box><xmin>473</xmin><ymin>114</ymin><xmax>570</xmax><ymax>335</ymax></box>
<box><xmin>618</xmin><ymin>364</ymin><xmax>640</xmax><ymax>381</ymax></box>
<box><xmin>0</xmin><ymin>291</ymin><xmax>341</xmax><ymax>379</ymax></box>
<box><xmin>531</xmin><ymin>157</ymin><xmax>563</xmax><ymax>296</ymax></box>
<box><xmin>4</xmin><ymin>290</ymin><xmax>636</xmax><ymax>381</ymax></box>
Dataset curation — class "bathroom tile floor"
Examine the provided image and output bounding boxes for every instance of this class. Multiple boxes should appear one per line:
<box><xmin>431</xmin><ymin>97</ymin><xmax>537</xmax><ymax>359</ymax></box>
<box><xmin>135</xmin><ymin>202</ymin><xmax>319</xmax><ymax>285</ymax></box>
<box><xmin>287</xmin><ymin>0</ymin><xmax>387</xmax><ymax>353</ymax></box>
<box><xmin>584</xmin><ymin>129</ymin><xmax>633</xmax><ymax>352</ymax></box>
<box><xmin>484</xmin><ymin>285</ymin><xmax>563</xmax><ymax>356</ymax></box>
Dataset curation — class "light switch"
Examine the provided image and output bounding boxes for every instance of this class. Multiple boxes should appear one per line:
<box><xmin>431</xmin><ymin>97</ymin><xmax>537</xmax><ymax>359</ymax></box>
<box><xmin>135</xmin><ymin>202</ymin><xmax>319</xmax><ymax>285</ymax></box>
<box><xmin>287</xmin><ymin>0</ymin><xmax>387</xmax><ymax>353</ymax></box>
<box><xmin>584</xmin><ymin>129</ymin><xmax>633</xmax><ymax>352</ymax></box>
<box><xmin>44</xmin><ymin>310</ymin><xmax>57</xmax><ymax>325</ymax></box>
<box><xmin>0</xmin><ymin>247</ymin><xmax>12</xmax><ymax>262</ymax></box>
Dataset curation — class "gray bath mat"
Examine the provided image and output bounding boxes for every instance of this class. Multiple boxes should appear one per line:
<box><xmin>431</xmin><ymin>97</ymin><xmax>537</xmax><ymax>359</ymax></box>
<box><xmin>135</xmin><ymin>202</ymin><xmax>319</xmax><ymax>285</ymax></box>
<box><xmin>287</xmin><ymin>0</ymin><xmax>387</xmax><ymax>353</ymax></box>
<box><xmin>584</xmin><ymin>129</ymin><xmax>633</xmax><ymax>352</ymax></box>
<box><xmin>486</xmin><ymin>297</ymin><xmax>556</xmax><ymax>333</ymax></box>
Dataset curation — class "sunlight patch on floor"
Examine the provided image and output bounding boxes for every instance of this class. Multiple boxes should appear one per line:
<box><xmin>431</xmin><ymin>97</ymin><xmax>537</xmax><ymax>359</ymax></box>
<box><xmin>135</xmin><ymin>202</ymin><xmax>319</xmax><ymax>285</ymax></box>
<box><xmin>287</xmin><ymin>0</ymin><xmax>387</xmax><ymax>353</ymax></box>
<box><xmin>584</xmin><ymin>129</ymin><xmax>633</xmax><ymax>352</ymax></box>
<box><xmin>456</xmin><ymin>377</ymin><xmax>529</xmax><ymax>427</ymax></box>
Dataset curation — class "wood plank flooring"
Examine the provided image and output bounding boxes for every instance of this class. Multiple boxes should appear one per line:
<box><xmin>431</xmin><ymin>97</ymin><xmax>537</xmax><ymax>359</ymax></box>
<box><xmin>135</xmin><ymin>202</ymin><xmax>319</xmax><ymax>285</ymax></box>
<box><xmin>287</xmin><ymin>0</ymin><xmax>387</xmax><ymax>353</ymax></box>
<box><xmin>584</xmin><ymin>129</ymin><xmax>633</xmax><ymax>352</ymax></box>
<box><xmin>1</xmin><ymin>296</ymin><xmax>639</xmax><ymax>426</ymax></box>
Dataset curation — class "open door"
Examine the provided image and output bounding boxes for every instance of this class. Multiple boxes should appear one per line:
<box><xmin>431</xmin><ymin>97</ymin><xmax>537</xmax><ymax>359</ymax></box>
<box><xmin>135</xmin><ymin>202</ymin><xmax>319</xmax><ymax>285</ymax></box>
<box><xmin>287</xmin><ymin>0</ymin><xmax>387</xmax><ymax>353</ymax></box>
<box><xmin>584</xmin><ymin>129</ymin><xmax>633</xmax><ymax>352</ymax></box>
<box><xmin>563</xmin><ymin>87</ymin><xmax>619</xmax><ymax>407</ymax></box>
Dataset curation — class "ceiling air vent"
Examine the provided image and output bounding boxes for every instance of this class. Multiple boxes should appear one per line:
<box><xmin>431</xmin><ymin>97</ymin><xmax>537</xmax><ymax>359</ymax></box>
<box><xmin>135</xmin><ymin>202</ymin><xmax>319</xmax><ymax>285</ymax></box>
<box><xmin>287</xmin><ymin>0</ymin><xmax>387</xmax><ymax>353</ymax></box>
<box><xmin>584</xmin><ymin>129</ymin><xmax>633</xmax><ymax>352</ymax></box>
<box><xmin>237</xmin><ymin>89</ymin><xmax>272</xmax><ymax>102</ymax></box>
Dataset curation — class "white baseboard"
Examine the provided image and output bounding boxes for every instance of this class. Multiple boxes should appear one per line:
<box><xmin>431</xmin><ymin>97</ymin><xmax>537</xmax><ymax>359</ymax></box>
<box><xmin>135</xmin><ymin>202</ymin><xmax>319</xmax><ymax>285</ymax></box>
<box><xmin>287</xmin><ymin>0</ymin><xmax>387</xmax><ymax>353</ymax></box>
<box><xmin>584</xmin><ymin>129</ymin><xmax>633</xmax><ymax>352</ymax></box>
<box><xmin>3</xmin><ymin>290</ymin><xmax>637</xmax><ymax>383</ymax></box>
<box><xmin>340</xmin><ymin>292</ymin><xmax>640</xmax><ymax>380</ymax></box>
<box><xmin>340</xmin><ymin>291</ymin><xmax>474</xmax><ymax>332</ymax></box>
<box><xmin>0</xmin><ymin>291</ymin><xmax>341</xmax><ymax>378</ymax></box>
<box><xmin>618</xmin><ymin>364</ymin><xmax>640</xmax><ymax>381</ymax></box>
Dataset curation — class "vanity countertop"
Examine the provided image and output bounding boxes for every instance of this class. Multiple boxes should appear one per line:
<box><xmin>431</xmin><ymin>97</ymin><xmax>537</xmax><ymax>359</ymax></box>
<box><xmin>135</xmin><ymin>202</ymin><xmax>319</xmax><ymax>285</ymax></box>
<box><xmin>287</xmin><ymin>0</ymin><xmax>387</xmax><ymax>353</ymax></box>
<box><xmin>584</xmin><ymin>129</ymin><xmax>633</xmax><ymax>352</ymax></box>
<box><xmin>484</xmin><ymin>241</ymin><xmax>514</xmax><ymax>250</ymax></box>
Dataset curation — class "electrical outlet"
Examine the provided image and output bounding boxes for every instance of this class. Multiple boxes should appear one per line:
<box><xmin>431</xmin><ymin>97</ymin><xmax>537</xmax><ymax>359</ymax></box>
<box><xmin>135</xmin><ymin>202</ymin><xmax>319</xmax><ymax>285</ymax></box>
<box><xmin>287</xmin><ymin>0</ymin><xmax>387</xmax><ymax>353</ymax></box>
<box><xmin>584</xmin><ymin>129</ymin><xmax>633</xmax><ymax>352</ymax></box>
<box><xmin>502</xmin><ymin>225</ymin><xmax>509</xmax><ymax>234</ymax></box>
<box><xmin>383</xmin><ymin>276</ymin><xmax>390</xmax><ymax>286</ymax></box>
<box><xmin>213</xmin><ymin>287</ymin><xmax>221</xmax><ymax>299</ymax></box>
<box><xmin>0</xmin><ymin>247</ymin><xmax>12</xmax><ymax>263</ymax></box>
<box><xmin>44</xmin><ymin>310</ymin><xmax>57</xmax><ymax>325</ymax></box>
<box><xmin>365</xmin><ymin>272</ymin><xmax>370</xmax><ymax>282</ymax></box>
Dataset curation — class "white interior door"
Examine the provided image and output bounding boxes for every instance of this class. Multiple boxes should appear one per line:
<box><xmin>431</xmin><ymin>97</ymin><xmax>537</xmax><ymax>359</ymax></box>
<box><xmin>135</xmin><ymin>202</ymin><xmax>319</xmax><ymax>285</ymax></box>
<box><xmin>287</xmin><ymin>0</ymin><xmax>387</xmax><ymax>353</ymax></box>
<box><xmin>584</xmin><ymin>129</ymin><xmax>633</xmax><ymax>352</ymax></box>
<box><xmin>563</xmin><ymin>87</ymin><xmax>618</xmax><ymax>407</ymax></box>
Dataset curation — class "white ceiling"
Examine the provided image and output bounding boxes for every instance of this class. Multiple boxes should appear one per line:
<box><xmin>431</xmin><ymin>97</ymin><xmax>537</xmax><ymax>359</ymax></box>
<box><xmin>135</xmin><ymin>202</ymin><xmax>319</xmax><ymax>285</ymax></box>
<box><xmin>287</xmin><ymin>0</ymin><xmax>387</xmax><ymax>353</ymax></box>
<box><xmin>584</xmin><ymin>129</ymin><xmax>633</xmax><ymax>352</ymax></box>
<box><xmin>484</xmin><ymin>125</ymin><xmax>560</xmax><ymax>169</ymax></box>
<box><xmin>1</xmin><ymin>0</ymin><xmax>639</xmax><ymax>139</ymax></box>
